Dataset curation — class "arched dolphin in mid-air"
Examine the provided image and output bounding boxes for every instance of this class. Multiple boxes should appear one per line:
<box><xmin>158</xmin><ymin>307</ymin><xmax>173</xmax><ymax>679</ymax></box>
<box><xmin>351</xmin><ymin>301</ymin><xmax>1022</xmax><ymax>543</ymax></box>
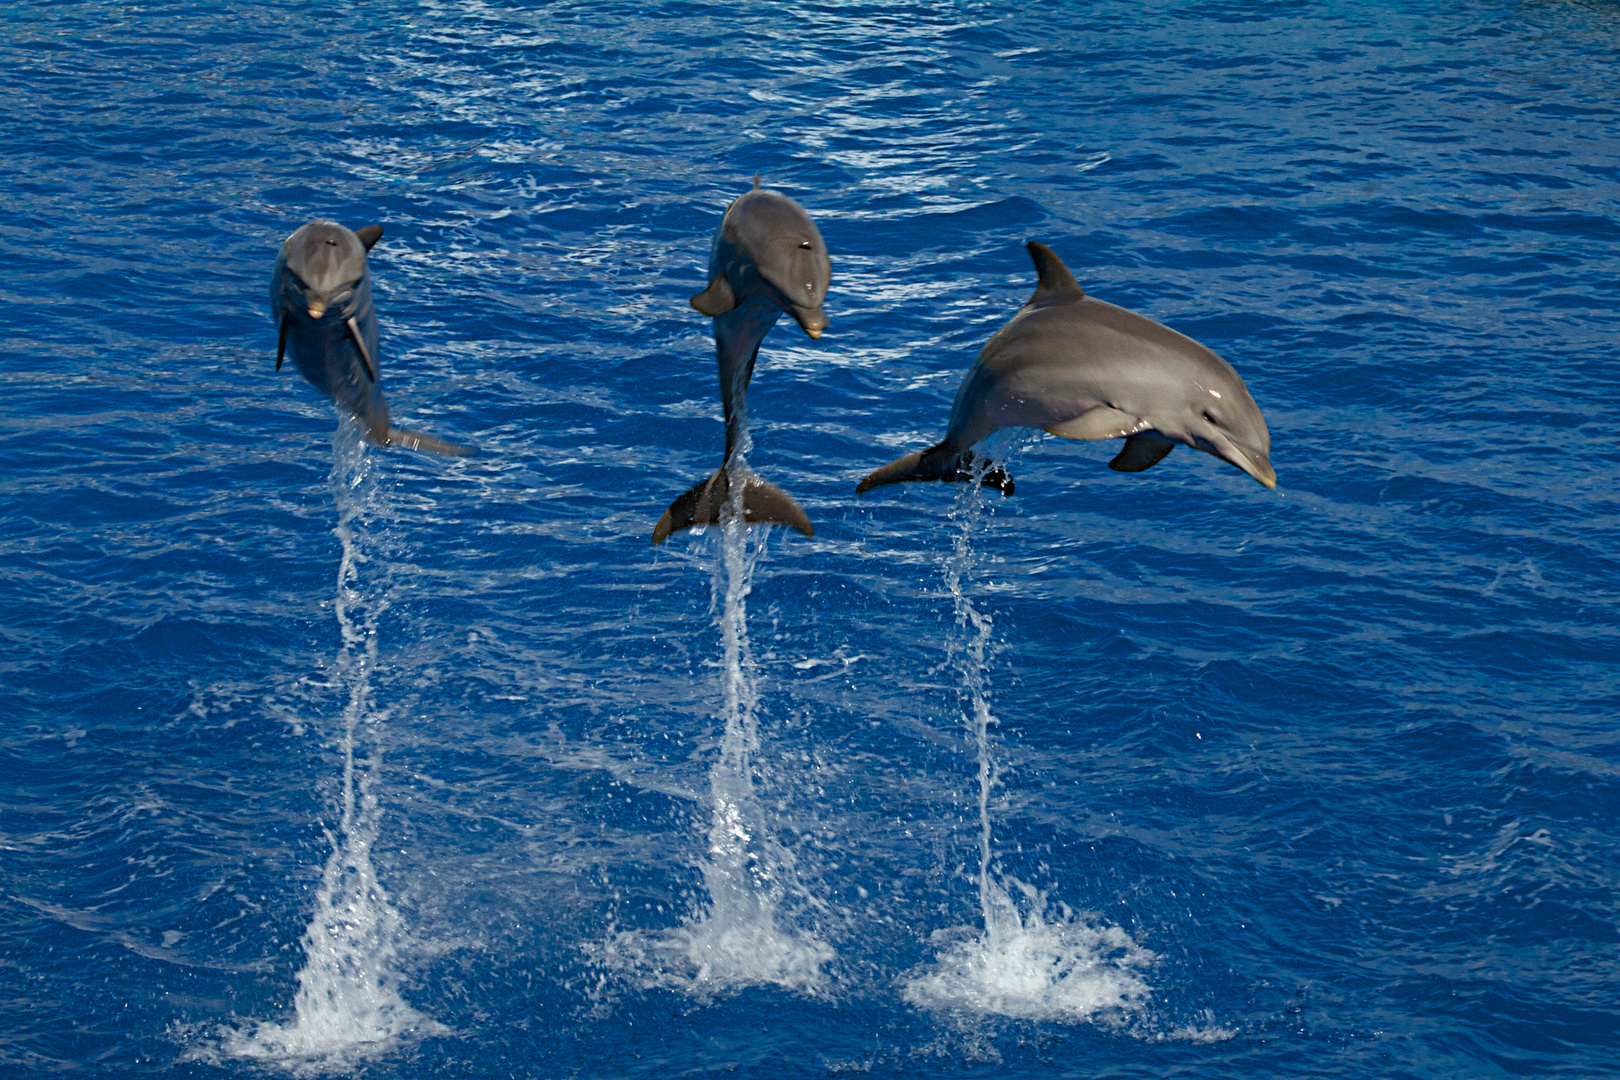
<box><xmin>856</xmin><ymin>241</ymin><xmax>1274</xmax><ymax>496</ymax></box>
<box><xmin>652</xmin><ymin>178</ymin><xmax>830</xmax><ymax>543</ymax></box>
<box><xmin>270</xmin><ymin>221</ymin><xmax>474</xmax><ymax>456</ymax></box>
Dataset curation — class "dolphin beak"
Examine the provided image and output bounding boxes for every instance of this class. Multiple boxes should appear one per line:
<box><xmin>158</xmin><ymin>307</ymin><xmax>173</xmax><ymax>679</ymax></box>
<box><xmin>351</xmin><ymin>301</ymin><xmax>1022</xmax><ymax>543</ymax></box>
<box><xmin>1229</xmin><ymin>444</ymin><xmax>1276</xmax><ymax>489</ymax></box>
<box><xmin>792</xmin><ymin>305</ymin><xmax>827</xmax><ymax>340</ymax></box>
<box><xmin>307</xmin><ymin>300</ymin><xmax>326</xmax><ymax>320</ymax></box>
<box><xmin>1202</xmin><ymin>431</ymin><xmax>1276</xmax><ymax>489</ymax></box>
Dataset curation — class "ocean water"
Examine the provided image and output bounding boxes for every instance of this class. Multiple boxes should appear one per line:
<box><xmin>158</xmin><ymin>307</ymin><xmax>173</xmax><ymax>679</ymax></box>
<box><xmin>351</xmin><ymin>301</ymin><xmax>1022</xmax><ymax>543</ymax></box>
<box><xmin>3</xmin><ymin>1</ymin><xmax>1618</xmax><ymax>1076</ymax></box>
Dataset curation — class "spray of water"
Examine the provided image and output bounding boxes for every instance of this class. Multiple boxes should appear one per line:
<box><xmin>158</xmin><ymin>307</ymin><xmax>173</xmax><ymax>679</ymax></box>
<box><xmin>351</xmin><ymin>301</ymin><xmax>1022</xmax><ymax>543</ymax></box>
<box><xmin>902</xmin><ymin>459</ymin><xmax>1154</xmax><ymax>1023</ymax></box>
<box><xmin>601</xmin><ymin>452</ymin><xmax>832</xmax><ymax>995</ymax></box>
<box><xmin>215</xmin><ymin>422</ymin><xmax>443</xmax><ymax>1073</ymax></box>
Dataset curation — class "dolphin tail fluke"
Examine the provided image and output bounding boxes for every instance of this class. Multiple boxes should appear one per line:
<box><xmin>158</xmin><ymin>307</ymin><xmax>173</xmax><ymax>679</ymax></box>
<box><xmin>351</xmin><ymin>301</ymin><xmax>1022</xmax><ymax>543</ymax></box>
<box><xmin>386</xmin><ymin>426</ymin><xmax>478</xmax><ymax>457</ymax></box>
<box><xmin>740</xmin><ymin>475</ymin><xmax>813</xmax><ymax>536</ymax></box>
<box><xmin>855</xmin><ymin>447</ymin><xmax>947</xmax><ymax>493</ymax></box>
<box><xmin>652</xmin><ymin>467</ymin><xmax>813</xmax><ymax>544</ymax></box>
<box><xmin>855</xmin><ymin>441</ymin><xmax>1014</xmax><ymax>495</ymax></box>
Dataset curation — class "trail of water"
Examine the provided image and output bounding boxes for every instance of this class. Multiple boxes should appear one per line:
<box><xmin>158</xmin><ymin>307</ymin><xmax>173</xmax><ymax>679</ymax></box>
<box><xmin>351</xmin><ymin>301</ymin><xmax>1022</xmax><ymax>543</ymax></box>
<box><xmin>215</xmin><ymin>423</ymin><xmax>442</xmax><ymax>1074</ymax></box>
<box><xmin>902</xmin><ymin>467</ymin><xmax>1154</xmax><ymax>1024</ymax></box>
<box><xmin>601</xmin><ymin>454</ymin><xmax>832</xmax><ymax>996</ymax></box>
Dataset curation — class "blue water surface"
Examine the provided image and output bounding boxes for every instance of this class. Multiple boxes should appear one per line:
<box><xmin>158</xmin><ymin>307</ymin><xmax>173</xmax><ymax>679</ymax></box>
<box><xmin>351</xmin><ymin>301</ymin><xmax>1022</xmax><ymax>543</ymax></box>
<box><xmin>2</xmin><ymin>1</ymin><xmax>1619</xmax><ymax>1076</ymax></box>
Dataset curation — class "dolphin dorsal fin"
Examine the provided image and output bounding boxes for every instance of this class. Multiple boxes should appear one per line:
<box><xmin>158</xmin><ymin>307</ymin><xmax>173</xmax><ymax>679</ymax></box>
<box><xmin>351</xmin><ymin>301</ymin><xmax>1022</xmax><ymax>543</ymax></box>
<box><xmin>1026</xmin><ymin>241</ymin><xmax>1085</xmax><ymax>305</ymax></box>
<box><xmin>355</xmin><ymin>224</ymin><xmax>383</xmax><ymax>251</ymax></box>
<box><xmin>752</xmin><ymin>173</ymin><xmax>761</xmax><ymax>190</ymax></box>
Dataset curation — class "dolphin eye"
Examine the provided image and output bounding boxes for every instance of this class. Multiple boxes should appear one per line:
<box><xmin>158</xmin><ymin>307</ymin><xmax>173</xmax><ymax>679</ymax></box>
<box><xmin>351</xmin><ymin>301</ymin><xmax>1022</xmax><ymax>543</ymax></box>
<box><xmin>799</xmin><ymin>240</ymin><xmax>812</xmax><ymax>249</ymax></box>
<box><xmin>1203</xmin><ymin>410</ymin><xmax>1220</xmax><ymax>426</ymax></box>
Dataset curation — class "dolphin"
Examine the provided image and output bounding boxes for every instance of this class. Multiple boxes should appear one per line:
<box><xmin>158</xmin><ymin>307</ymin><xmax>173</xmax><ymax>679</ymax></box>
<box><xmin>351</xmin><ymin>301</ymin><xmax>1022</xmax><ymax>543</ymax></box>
<box><xmin>270</xmin><ymin>221</ymin><xmax>474</xmax><ymax>456</ymax></box>
<box><xmin>652</xmin><ymin>177</ymin><xmax>831</xmax><ymax>543</ymax></box>
<box><xmin>856</xmin><ymin>241</ymin><xmax>1274</xmax><ymax>496</ymax></box>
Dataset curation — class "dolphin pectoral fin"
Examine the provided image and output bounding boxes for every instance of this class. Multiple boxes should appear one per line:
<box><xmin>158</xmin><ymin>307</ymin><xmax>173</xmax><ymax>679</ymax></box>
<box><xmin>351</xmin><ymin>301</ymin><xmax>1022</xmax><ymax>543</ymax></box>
<box><xmin>1026</xmin><ymin>241</ymin><xmax>1086</xmax><ymax>305</ymax></box>
<box><xmin>345</xmin><ymin>317</ymin><xmax>378</xmax><ymax>383</ymax></box>
<box><xmin>385</xmin><ymin>427</ymin><xmax>477</xmax><ymax>457</ymax></box>
<box><xmin>690</xmin><ymin>275</ymin><xmax>738</xmax><ymax>317</ymax></box>
<box><xmin>1045</xmin><ymin>408</ymin><xmax>1148</xmax><ymax>441</ymax></box>
<box><xmin>355</xmin><ymin>224</ymin><xmax>383</xmax><ymax>251</ymax></box>
<box><xmin>1108</xmin><ymin>435</ymin><xmax>1175</xmax><ymax>473</ymax></box>
<box><xmin>276</xmin><ymin>321</ymin><xmax>287</xmax><ymax>372</ymax></box>
<box><xmin>856</xmin><ymin>441</ymin><xmax>1014</xmax><ymax>495</ymax></box>
<box><xmin>653</xmin><ymin>468</ymin><xmax>813</xmax><ymax>544</ymax></box>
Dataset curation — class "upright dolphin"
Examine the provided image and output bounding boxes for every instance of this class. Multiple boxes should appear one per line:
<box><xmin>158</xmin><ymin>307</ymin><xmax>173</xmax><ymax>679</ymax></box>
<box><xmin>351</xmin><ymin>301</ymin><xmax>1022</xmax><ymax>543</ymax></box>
<box><xmin>652</xmin><ymin>177</ymin><xmax>830</xmax><ymax>543</ymax></box>
<box><xmin>857</xmin><ymin>241</ymin><xmax>1274</xmax><ymax>495</ymax></box>
<box><xmin>270</xmin><ymin>221</ymin><xmax>473</xmax><ymax>456</ymax></box>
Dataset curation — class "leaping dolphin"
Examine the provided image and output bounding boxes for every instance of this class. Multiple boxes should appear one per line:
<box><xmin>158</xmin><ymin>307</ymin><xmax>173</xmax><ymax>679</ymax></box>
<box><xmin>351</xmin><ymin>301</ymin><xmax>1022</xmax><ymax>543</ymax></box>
<box><xmin>652</xmin><ymin>178</ymin><xmax>830</xmax><ymax>543</ymax></box>
<box><xmin>856</xmin><ymin>241</ymin><xmax>1274</xmax><ymax>496</ymax></box>
<box><xmin>270</xmin><ymin>221</ymin><xmax>474</xmax><ymax>456</ymax></box>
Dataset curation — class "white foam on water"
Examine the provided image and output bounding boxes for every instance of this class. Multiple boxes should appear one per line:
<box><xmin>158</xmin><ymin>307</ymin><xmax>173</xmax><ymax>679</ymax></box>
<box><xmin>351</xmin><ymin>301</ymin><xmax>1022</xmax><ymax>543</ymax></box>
<box><xmin>600</xmin><ymin>457</ymin><xmax>832</xmax><ymax>996</ymax></box>
<box><xmin>1156</xmin><ymin>1011</ymin><xmax>1239</xmax><ymax>1043</ymax></box>
<box><xmin>903</xmin><ymin>472</ymin><xmax>1153</xmax><ymax>1024</ymax></box>
<box><xmin>902</xmin><ymin>875</ymin><xmax>1154</xmax><ymax>1022</ymax></box>
<box><xmin>219</xmin><ymin>812</ymin><xmax>443</xmax><ymax>1074</ymax></box>
<box><xmin>210</xmin><ymin>424</ymin><xmax>444</xmax><ymax>1073</ymax></box>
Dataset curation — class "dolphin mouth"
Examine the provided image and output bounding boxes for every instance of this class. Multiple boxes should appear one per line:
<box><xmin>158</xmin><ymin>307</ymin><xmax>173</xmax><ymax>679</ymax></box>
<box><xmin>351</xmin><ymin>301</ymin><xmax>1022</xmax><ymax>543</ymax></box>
<box><xmin>1224</xmin><ymin>442</ymin><xmax>1276</xmax><ymax>489</ymax></box>
<box><xmin>1195</xmin><ymin>430</ymin><xmax>1274</xmax><ymax>489</ymax></box>
<box><xmin>791</xmin><ymin>305</ymin><xmax>827</xmax><ymax>340</ymax></box>
<box><xmin>307</xmin><ymin>301</ymin><xmax>327</xmax><ymax>320</ymax></box>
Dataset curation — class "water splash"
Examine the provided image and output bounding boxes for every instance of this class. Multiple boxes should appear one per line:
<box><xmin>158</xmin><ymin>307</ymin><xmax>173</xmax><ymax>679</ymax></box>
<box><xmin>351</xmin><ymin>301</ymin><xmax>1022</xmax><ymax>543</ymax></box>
<box><xmin>902</xmin><ymin>462</ymin><xmax>1154</xmax><ymax>1023</ymax></box>
<box><xmin>602</xmin><ymin>455</ymin><xmax>832</xmax><ymax>995</ymax></box>
<box><xmin>903</xmin><ymin>881</ymin><xmax>1155</xmax><ymax>1022</ymax></box>
<box><xmin>216</xmin><ymin>422</ymin><xmax>443</xmax><ymax>1073</ymax></box>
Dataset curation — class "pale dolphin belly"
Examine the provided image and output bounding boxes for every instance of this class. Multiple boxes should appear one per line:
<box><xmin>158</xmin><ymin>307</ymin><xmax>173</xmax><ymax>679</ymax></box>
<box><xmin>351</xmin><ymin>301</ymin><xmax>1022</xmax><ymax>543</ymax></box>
<box><xmin>283</xmin><ymin>309</ymin><xmax>391</xmax><ymax>445</ymax></box>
